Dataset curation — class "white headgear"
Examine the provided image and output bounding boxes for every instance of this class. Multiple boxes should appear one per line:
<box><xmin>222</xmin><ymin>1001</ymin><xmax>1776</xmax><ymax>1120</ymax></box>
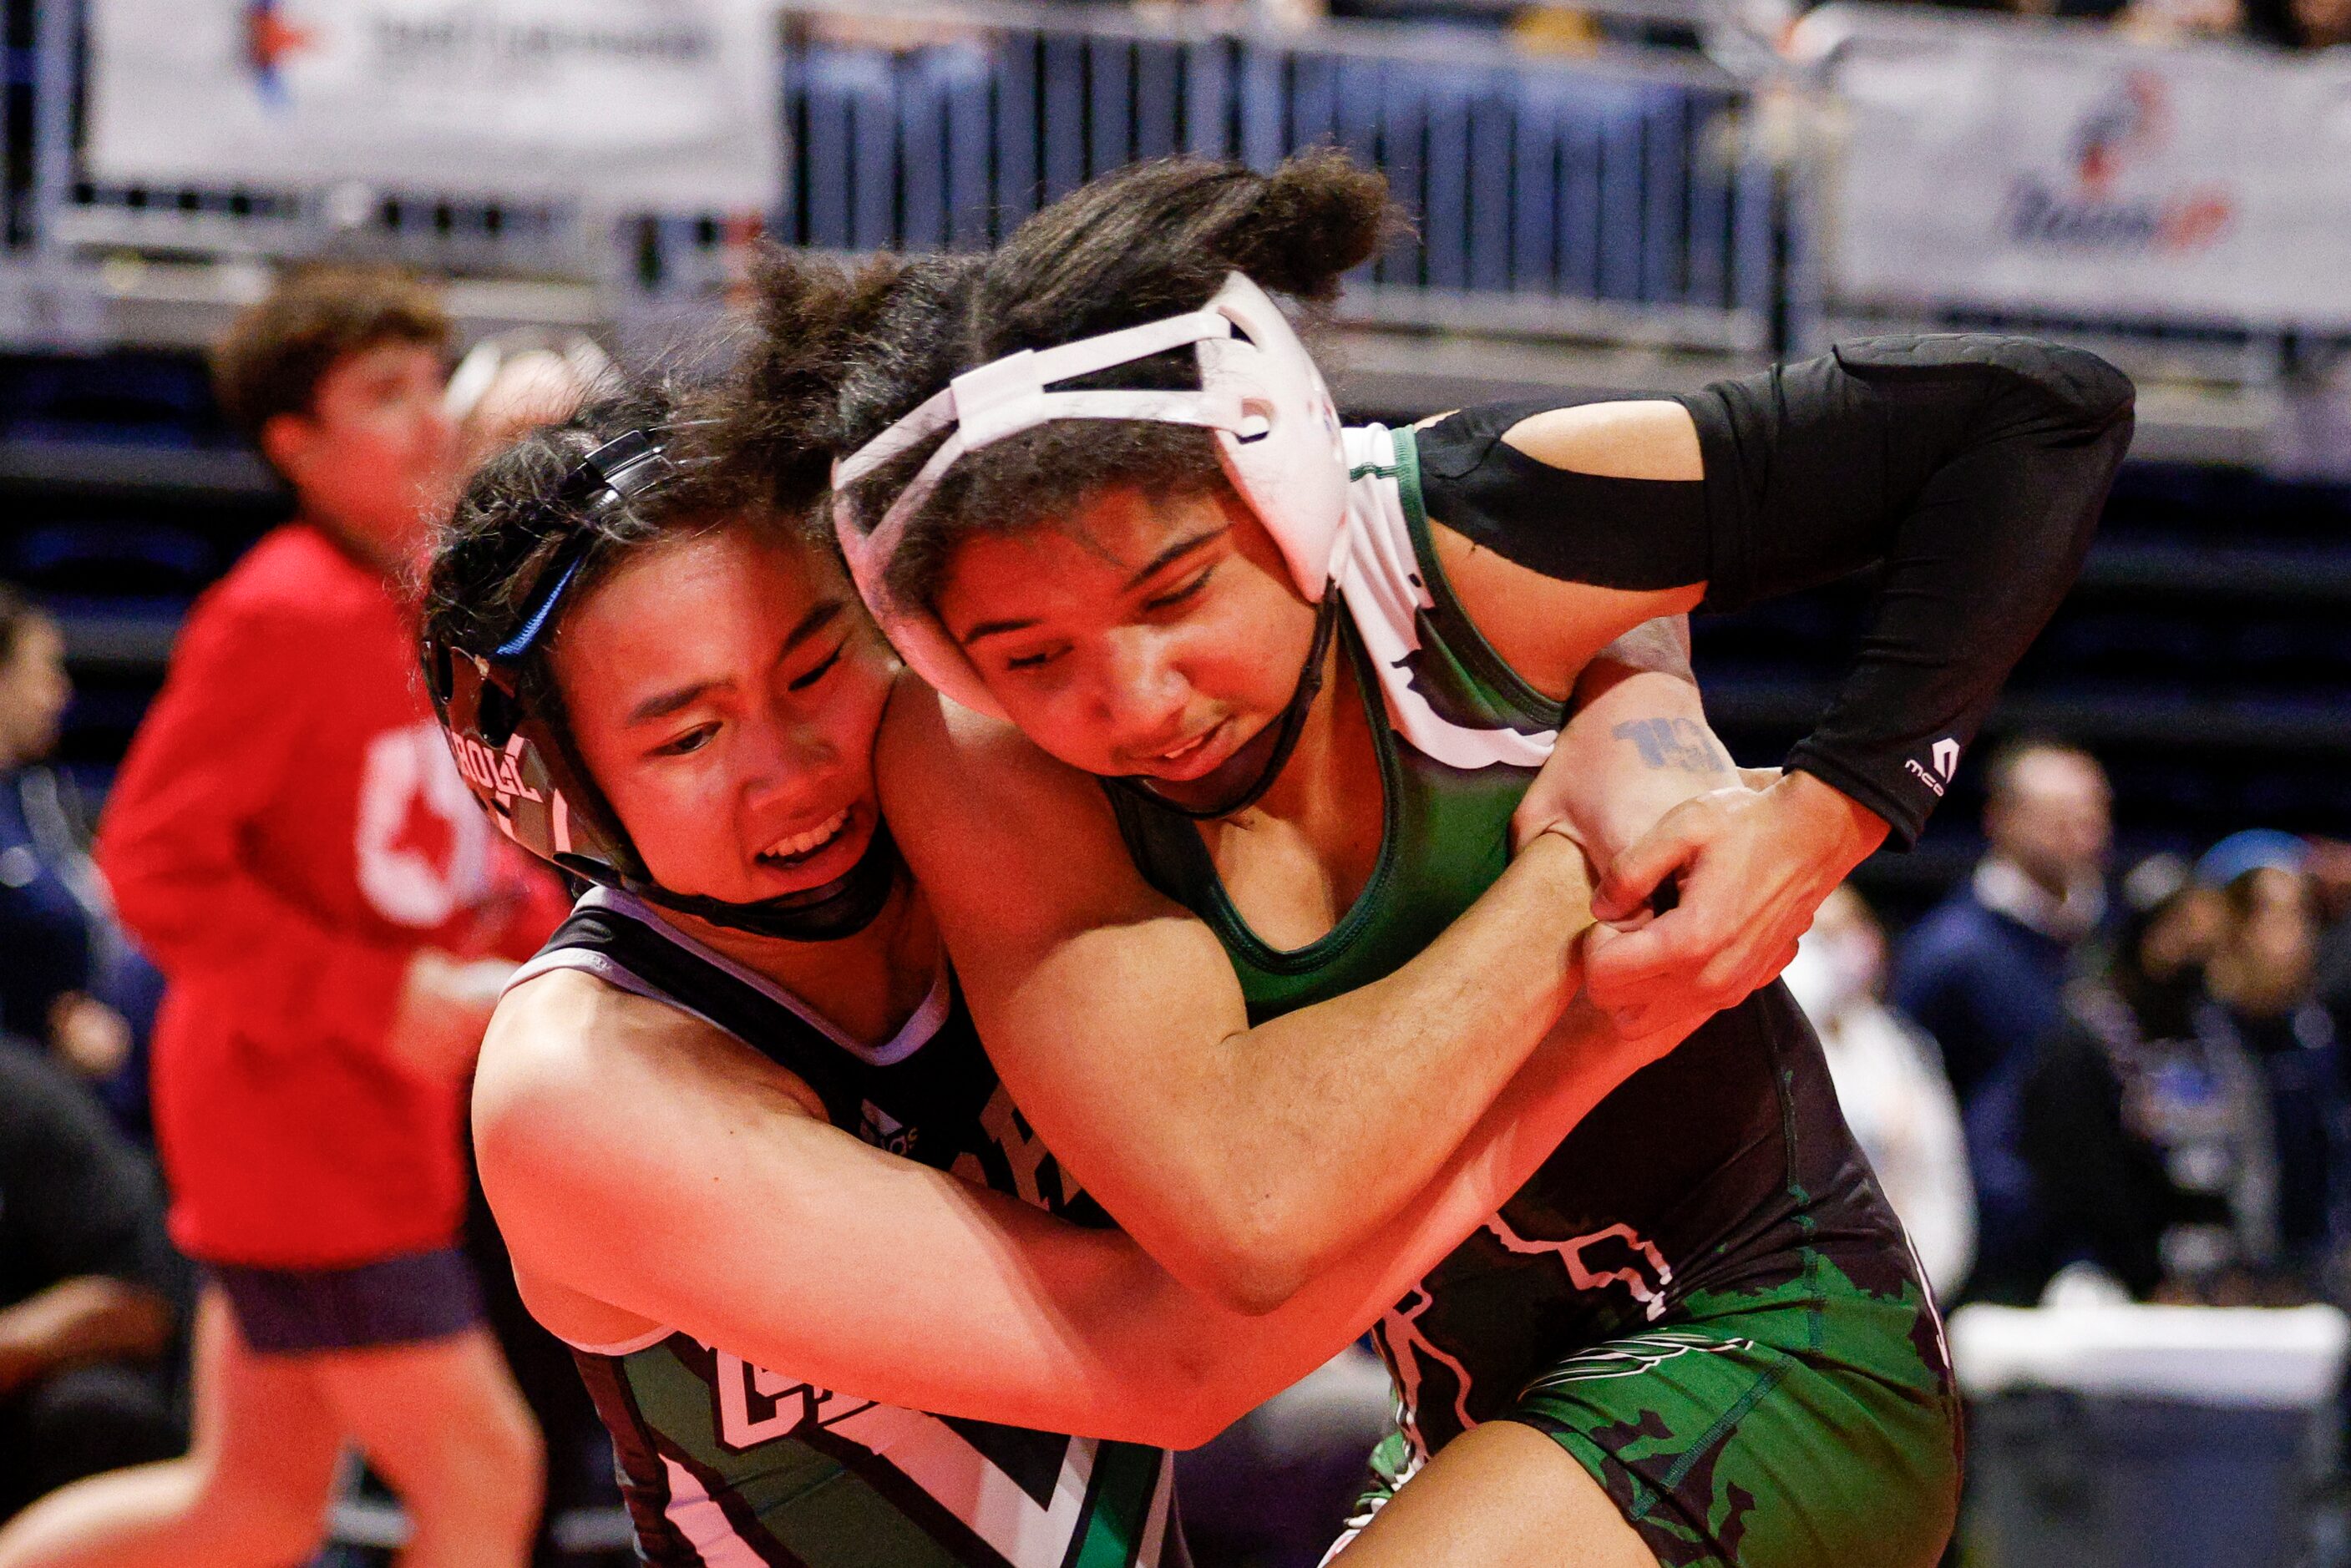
<box><xmin>831</xmin><ymin>271</ymin><xmax>1346</xmax><ymax>718</ymax></box>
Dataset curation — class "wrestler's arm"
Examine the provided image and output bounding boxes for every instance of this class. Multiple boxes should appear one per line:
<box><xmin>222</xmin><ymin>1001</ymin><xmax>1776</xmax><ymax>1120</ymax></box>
<box><xmin>1421</xmin><ymin>337</ymin><xmax>2134</xmax><ymax>1025</ymax></box>
<box><xmin>472</xmin><ymin>958</ymin><xmax>1654</xmax><ymax>1446</ymax></box>
<box><xmin>1518</xmin><ymin>616</ymin><xmax>1736</xmax><ymax>863</ymax></box>
<box><xmin>1502</xmin><ymin>620</ymin><xmax>1826</xmax><ymax>1045</ymax></box>
<box><xmin>1428</xmin><ymin>421</ymin><xmax>1905</xmax><ymax>1028</ymax></box>
<box><xmin>874</xmin><ymin>685</ymin><xmax>1678</xmax><ymax>1315</ymax></box>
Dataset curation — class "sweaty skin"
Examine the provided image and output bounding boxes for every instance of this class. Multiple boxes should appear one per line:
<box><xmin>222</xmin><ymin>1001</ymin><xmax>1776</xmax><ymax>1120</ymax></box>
<box><xmin>464</xmin><ymin>524</ymin><xmax>1690</xmax><ymax>1449</ymax></box>
<box><xmin>878</xmin><ymin>412</ymin><xmax>1771</xmax><ymax>1315</ymax></box>
<box><xmin>1443</xmin><ymin>402</ymin><xmax>1889</xmax><ymax>1036</ymax></box>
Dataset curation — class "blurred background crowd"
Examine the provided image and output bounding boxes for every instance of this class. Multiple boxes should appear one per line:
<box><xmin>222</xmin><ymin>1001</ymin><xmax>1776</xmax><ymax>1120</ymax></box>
<box><xmin>1073</xmin><ymin>0</ymin><xmax>2350</xmax><ymax>64</ymax></box>
<box><xmin>2</xmin><ymin>0</ymin><xmax>2349</xmax><ymax>1561</ymax></box>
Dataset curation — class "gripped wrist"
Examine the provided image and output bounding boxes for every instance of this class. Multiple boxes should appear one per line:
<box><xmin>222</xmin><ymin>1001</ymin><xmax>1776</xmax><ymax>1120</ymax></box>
<box><xmin>1776</xmin><ymin>769</ymin><xmax>1891</xmax><ymax>869</ymax></box>
<box><xmin>1518</xmin><ymin>822</ymin><xmax>1600</xmax><ymax>904</ymax></box>
<box><xmin>1526</xmin><ymin>818</ymin><xmax>1594</xmax><ymax>866</ymax></box>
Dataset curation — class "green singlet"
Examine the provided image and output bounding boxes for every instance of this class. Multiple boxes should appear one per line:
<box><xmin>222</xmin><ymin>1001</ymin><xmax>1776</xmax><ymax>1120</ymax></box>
<box><xmin>1105</xmin><ymin>424</ymin><xmax>1963</xmax><ymax>1568</ymax></box>
<box><xmin>514</xmin><ymin>889</ymin><xmax>1186</xmax><ymax>1568</ymax></box>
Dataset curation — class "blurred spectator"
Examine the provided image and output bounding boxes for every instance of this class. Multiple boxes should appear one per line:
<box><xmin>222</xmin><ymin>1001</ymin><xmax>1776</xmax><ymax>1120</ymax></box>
<box><xmin>0</xmin><ymin>583</ymin><xmax>144</xmax><ymax>1085</ymax></box>
<box><xmin>1892</xmin><ymin>737</ymin><xmax>2110</xmax><ymax>1301</ymax></box>
<box><xmin>2018</xmin><ymin>837</ymin><xmax>2346</xmax><ymax>1308</ymax></box>
<box><xmin>0</xmin><ymin>1046</ymin><xmax>182</xmax><ymax>1525</ymax></box>
<box><xmin>0</xmin><ymin>589</ymin><xmax>78</xmax><ymax>1050</ymax></box>
<box><xmin>2019</xmin><ymin>853</ymin><xmax>2256</xmax><ymax>1302</ymax></box>
<box><xmin>0</xmin><ymin>584</ymin><xmax>162</xmax><ymax>1136</ymax></box>
<box><xmin>1896</xmin><ymin>739</ymin><xmax>2112</xmax><ymax>1105</ymax></box>
<box><xmin>443</xmin><ymin>328</ymin><xmax>614</xmax><ymax>473</ymax></box>
<box><xmin>2197</xmin><ymin>832</ymin><xmax>2346</xmax><ymax>1289</ymax></box>
<box><xmin>1786</xmin><ymin>886</ymin><xmax>1976</xmax><ymax>1298</ymax></box>
<box><xmin>2114</xmin><ymin>0</ymin><xmax>2245</xmax><ymax>43</ymax></box>
<box><xmin>0</xmin><ymin>265</ymin><xmax>565</xmax><ymax>1568</ymax></box>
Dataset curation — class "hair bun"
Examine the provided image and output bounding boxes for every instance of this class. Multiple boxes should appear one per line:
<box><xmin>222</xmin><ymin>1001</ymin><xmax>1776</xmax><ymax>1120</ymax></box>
<box><xmin>1223</xmin><ymin>150</ymin><xmax>1401</xmax><ymax>301</ymax></box>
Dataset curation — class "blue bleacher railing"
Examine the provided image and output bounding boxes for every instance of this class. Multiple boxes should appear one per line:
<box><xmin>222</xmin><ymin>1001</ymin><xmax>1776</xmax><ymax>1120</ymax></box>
<box><xmin>1</xmin><ymin>0</ymin><xmax>2342</xmax><ymax>415</ymax></box>
<box><xmin>0</xmin><ymin>0</ymin><xmax>1786</xmax><ymax>357</ymax></box>
<box><xmin>772</xmin><ymin>8</ymin><xmax>1776</xmax><ymax>352</ymax></box>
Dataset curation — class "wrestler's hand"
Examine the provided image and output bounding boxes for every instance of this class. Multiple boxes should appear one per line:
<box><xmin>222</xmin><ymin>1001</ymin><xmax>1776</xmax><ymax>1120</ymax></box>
<box><xmin>1583</xmin><ymin>771</ymin><xmax>1888</xmax><ymax>1035</ymax></box>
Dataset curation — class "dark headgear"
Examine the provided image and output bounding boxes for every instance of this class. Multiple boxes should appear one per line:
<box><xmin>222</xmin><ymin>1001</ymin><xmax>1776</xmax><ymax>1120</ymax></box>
<box><xmin>424</xmin><ymin>430</ymin><xmax>896</xmax><ymax>941</ymax></box>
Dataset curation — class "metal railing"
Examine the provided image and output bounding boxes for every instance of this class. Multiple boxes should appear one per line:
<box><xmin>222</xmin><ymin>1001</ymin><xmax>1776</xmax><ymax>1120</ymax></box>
<box><xmin>770</xmin><ymin>5</ymin><xmax>1778</xmax><ymax>352</ymax></box>
<box><xmin>0</xmin><ymin>0</ymin><xmax>2340</xmax><ymax>427</ymax></box>
<box><xmin>0</xmin><ymin>0</ymin><xmax>1785</xmax><ymax>356</ymax></box>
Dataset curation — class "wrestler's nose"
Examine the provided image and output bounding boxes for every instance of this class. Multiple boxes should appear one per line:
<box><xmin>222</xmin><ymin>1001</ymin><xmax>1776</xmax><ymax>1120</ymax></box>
<box><xmin>1092</xmin><ymin>625</ymin><xmax>1193</xmax><ymax>749</ymax></box>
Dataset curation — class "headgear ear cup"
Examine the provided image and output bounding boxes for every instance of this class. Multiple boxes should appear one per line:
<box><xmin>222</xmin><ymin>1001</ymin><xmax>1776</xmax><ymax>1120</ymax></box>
<box><xmin>1198</xmin><ymin>273</ymin><xmax>1350</xmax><ymax>601</ymax></box>
<box><xmin>430</xmin><ymin>427</ymin><xmax>907</xmax><ymax>942</ymax></box>
<box><xmin>428</xmin><ymin>640</ymin><xmax>649</xmax><ymax>884</ymax></box>
<box><xmin>830</xmin><ymin>496</ymin><xmax>1011</xmax><ymax>721</ymax></box>
<box><xmin>424</xmin><ymin>427</ymin><xmax>682</xmax><ymax>888</ymax></box>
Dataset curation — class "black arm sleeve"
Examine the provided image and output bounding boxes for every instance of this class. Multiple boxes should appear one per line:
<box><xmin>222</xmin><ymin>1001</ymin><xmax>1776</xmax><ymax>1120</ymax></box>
<box><xmin>1414</xmin><ymin>334</ymin><xmax>2136</xmax><ymax>847</ymax></box>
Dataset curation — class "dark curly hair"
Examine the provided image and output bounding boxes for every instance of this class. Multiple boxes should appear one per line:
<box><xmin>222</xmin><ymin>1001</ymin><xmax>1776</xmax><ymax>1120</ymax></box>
<box><xmin>421</xmin><ymin>378</ymin><xmax>793</xmax><ymax>734</ymax></box>
<box><xmin>723</xmin><ymin>150</ymin><xmax>1402</xmax><ymax>606</ymax></box>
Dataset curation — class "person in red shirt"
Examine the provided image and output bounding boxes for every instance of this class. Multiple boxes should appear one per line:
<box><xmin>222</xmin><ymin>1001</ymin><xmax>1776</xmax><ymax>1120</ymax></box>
<box><xmin>0</xmin><ymin>266</ymin><xmax>569</xmax><ymax>1568</ymax></box>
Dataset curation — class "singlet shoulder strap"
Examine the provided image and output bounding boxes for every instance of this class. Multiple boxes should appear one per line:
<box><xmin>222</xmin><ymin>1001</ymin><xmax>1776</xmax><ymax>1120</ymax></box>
<box><xmin>1102</xmin><ymin>781</ymin><xmax>1170</xmax><ymax>902</ymax></box>
<box><xmin>1335</xmin><ymin>424</ymin><xmax>1563</xmax><ymax>770</ymax></box>
<box><xmin>511</xmin><ymin>888</ymin><xmax>951</xmax><ymax>1122</ymax></box>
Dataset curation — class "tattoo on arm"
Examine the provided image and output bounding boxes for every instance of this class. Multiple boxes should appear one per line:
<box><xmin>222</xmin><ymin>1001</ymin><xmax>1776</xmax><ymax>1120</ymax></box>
<box><xmin>1612</xmin><ymin>717</ymin><xmax>1731</xmax><ymax>775</ymax></box>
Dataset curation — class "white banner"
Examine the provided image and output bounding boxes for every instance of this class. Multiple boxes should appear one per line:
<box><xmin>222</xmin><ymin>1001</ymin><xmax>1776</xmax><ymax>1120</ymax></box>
<box><xmin>86</xmin><ymin>0</ymin><xmax>778</xmax><ymax>210</ymax></box>
<box><xmin>1799</xmin><ymin>8</ymin><xmax>2351</xmax><ymax>328</ymax></box>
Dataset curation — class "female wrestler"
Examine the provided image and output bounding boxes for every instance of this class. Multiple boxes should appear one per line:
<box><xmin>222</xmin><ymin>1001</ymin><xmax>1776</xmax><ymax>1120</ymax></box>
<box><xmin>422</xmin><ymin>384</ymin><xmax>1710</xmax><ymax>1567</ymax></box>
<box><xmin>771</xmin><ymin>151</ymin><xmax>2133</xmax><ymax>1566</ymax></box>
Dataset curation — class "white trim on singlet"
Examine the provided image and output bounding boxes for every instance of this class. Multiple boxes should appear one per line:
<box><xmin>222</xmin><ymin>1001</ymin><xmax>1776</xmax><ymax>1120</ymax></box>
<box><xmin>1338</xmin><ymin>423</ymin><xmax>1557</xmax><ymax>771</ymax></box>
<box><xmin>504</xmin><ymin>886</ymin><xmax>953</xmax><ymax>1358</ymax></box>
<box><xmin>504</xmin><ymin>885</ymin><xmax>952</xmax><ymax>1066</ymax></box>
<box><xmin>1140</xmin><ymin>1443</ymin><xmax>1178</xmax><ymax>1564</ymax></box>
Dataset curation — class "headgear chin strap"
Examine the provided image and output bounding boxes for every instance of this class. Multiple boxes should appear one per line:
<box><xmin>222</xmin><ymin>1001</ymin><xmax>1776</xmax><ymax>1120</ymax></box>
<box><xmin>832</xmin><ymin>271</ymin><xmax>1350</xmax><ymax>723</ymax></box>
<box><xmin>1107</xmin><ymin>594</ymin><xmax>1339</xmax><ymax>820</ymax></box>
<box><xmin>635</xmin><ymin>825</ymin><xmax>902</xmax><ymax>943</ymax></box>
<box><xmin>424</xmin><ymin>428</ymin><xmax>902</xmax><ymax>943</ymax></box>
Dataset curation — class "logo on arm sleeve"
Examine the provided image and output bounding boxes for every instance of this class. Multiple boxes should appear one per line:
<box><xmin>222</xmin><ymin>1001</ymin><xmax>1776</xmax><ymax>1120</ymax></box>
<box><xmin>1905</xmin><ymin>737</ymin><xmax>1963</xmax><ymax>798</ymax></box>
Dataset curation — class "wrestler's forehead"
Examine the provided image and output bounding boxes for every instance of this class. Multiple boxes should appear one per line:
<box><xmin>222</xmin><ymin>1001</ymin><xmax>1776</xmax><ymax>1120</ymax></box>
<box><xmin>936</xmin><ymin>488</ymin><xmax>1242</xmax><ymax>626</ymax></box>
